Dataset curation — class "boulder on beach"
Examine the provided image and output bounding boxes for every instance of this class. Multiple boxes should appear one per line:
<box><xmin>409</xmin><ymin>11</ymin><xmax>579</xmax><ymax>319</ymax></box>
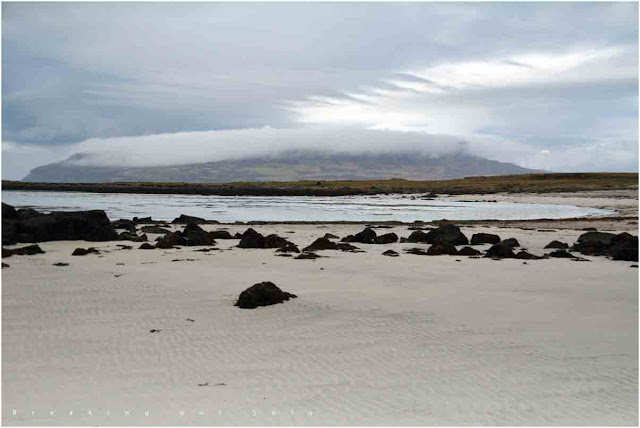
<box><xmin>342</xmin><ymin>227</ymin><xmax>377</xmax><ymax>244</ymax></box>
<box><xmin>500</xmin><ymin>238</ymin><xmax>520</xmax><ymax>248</ymax></box>
<box><xmin>139</xmin><ymin>243</ymin><xmax>155</xmax><ymax>249</ymax></box>
<box><xmin>71</xmin><ymin>247</ymin><xmax>100</xmax><ymax>256</ymax></box>
<box><xmin>426</xmin><ymin>241</ymin><xmax>458</xmax><ymax>256</ymax></box>
<box><xmin>112</xmin><ymin>219</ymin><xmax>137</xmax><ymax>233</ymax></box>
<box><xmin>133</xmin><ymin>216</ymin><xmax>153</xmax><ymax>223</ymax></box>
<box><xmin>544</xmin><ymin>240</ymin><xmax>569</xmax><ymax>249</ymax></box>
<box><xmin>470</xmin><ymin>233</ymin><xmax>501</xmax><ymax>245</ymax></box>
<box><xmin>2</xmin><ymin>244</ymin><xmax>45</xmax><ymax>258</ymax></box>
<box><xmin>486</xmin><ymin>243</ymin><xmax>516</xmax><ymax>259</ymax></box>
<box><xmin>235</xmin><ymin>281</ymin><xmax>297</xmax><ymax>309</ymax></box>
<box><xmin>140</xmin><ymin>225</ymin><xmax>172</xmax><ymax>235</ymax></box>
<box><xmin>425</xmin><ymin>224</ymin><xmax>469</xmax><ymax>245</ymax></box>
<box><xmin>155</xmin><ymin>232</ymin><xmax>189</xmax><ymax>248</ymax></box>
<box><xmin>117</xmin><ymin>232</ymin><xmax>148</xmax><ymax>242</ymax></box>
<box><xmin>182</xmin><ymin>223</ymin><xmax>216</xmax><ymax>246</ymax></box>
<box><xmin>572</xmin><ymin>231</ymin><xmax>638</xmax><ymax>261</ymax></box>
<box><xmin>275</xmin><ymin>242</ymin><xmax>300</xmax><ymax>253</ymax></box>
<box><xmin>172</xmin><ymin>214</ymin><xmax>207</xmax><ymax>224</ymax></box>
<box><xmin>406</xmin><ymin>230</ymin><xmax>429</xmax><ymax>243</ymax></box>
<box><xmin>210</xmin><ymin>230</ymin><xmax>234</xmax><ymax>239</ymax></box>
<box><xmin>2</xmin><ymin>205</ymin><xmax>118</xmax><ymax>245</ymax></box>
<box><xmin>237</xmin><ymin>228</ymin><xmax>296</xmax><ymax>250</ymax></box>
<box><xmin>382</xmin><ymin>249</ymin><xmax>399</xmax><ymax>257</ymax></box>
<box><xmin>457</xmin><ymin>246</ymin><xmax>482</xmax><ymax>256</ymax></box>
<box><xmin>514</xmin><ymin>250</ymin><xmax>542</xmax><ymax>260</ymax></box>
<box><xmin>375</xmin><ymin>233</ymin><xmax>398</xmax><ymax>244</ymax></box>
<box><xmin>323</xmin><ymin>233</ymin><xmax>339</xmax><ymax>239</ymax></box>
<box><xmin>303</xmin><ymin>237</ymin><xmax>360</xmax><ymax>252</ymax></box>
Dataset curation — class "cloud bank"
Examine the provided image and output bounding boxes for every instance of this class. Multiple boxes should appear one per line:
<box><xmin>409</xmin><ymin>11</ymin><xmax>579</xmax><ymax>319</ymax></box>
<box><xmin>2</xmin><ymin>2</ymin><xmax>638</xmax><ymax>179</ymax></box>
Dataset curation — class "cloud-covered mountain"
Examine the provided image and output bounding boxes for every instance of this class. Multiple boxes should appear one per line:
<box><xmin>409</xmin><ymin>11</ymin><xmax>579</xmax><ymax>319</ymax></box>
<box><xmin>23</xmin><ymin>150</ymin><xmax>535</xmax><ymax>183</ymax></box>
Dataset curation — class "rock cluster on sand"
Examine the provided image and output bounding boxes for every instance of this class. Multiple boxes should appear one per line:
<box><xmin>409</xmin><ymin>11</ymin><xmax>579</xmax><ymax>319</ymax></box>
<box><xmin>171</xmin><ymin>214</ymin><xmax>207</xmax><ymax>224</ymax></box>
<box><xmin>341</xmin><ymin>227</ymin><xmax>399</xmax><ymax>244</ymax></box>
<box><xmin>544</xmin><ymin>240</ymin><xmax>569</xmax><ymax>249</ymax></box>
<box><xmin>571</xmin><ymin>231</ymin><xmax>638</xmax><ymax>261</ymax></box>
<box><xmin>71</xmin><ymin>247</ymin><xmax>100</xmax><ymax>256</ymax></box>
<box><xmin>470</xmin><ymin>233</ymin><xmax>501</xmax><ymax>245</ymax></box>
<box><xmin>2</xmin><ymin>203</ymin><xmax>118</xmax><ymax>245</ymax></box>
<box><xmin>303</xmin><ymin>237</ymin><xmax>360</xmax><ymax>252</ymax></box>
<box><xmin>235</xmin><ymin>281</ymin><xmax>297</xmax><ymax>309</ymax></box>
<box><xmin>237</xmin><ymin>228</ymin><xmax>296</xmax><ymax>250</ymax></box>
<box><xmin>154</xmin><ymin>223</ymin><xmax>217</xmax><ymax>248</ymax></box>
<box><xmin>2</xmin><ymin>244</ymin><xmax>45</xmax><ymax>258</ymax></box>
<box><xmin>405</xmin><ymin>224</ymin><xmax>468</xmax><ymax>245</ymax></box>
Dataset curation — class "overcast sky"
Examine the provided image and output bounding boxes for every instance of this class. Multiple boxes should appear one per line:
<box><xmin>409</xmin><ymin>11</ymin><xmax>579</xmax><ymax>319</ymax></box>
<box><xmin>2</xmin><ymin>2</ymin><xmax>638</xmax><ymax>179</ymax></box>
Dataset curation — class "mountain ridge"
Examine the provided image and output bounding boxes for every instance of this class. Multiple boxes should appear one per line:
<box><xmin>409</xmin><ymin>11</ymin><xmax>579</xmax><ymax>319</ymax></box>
<box><xmin>24</xmin><ymin>150</ymin><xmax>536</xmax><ymax>183</ymax></box>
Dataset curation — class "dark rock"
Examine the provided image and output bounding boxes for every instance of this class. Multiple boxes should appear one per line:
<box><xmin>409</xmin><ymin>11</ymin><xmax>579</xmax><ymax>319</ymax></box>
<box><xmin>2</xmin><ymin>203</ymin><xmax>17</xmax><ymax>219</ymax></box>
<box><xmin>139</xmin><ymin>243</ymin><xmax>155</xmax><ymax>249</ymax></box>
<box><xmin>457</xmin><ymin>246</ymin><xmax>482</xmax><ymax>256</ymax></box>
<box><xmin>581</xmin><ymin>227</ymin><xmax>598</xmax><ymax>232</ymax></box>
<box><xmin>544</xmin><ymin>240</ymin><xmax>569</xmax><ymax>249</ymax></box>
<box><xmin>71</xmin><ymin>247</ymin><xmax>99</xmax><ymax>256</ymax></box>
<box><xmin>133</xmin><ymin>216</ymin><xmax>153</xmax><ymax>223</ymax></box>
<box><xmin>235</xmin><ymin>281</ymin><xmax>297</xmax><ymax>309</ymax></box>
<box><xmin>323</xmin><ymin>233</ymin><xmax>339</xmax><ymax>239</ymax></box>
<box><xmin>514</xmin><ymin>250</ymin><xmax>542</xmax><ymax>260</ymax></box>
<box><xmin>238</xmin><ymin>228</ymin><xmax>266</xmax><ymax>248</ymax></box>
<box><xmin>182</xmin><ymin>223</ymin><xmax>216</xmax><ymax>246</ymax></box>
<box><xmin>486</xmin><ymin>243</ymin><xmax>516</xmax><ymax>259</ymax></box>
<box><xmin>500</xmin><ymin>238</ymin><xmax>520</xmax><ymax>248</ymax></box>
<box><xmin>405</xmin><ymin>230</ymin><xmax>429</xmax><ymax>243</ymax></box>
<box><xmin>140</xmin><ymin>225</ymin><xmax>172</xmax><ymax>235</ymax></box>
<box><xmin>156</xmin><ymin>232</ymin><xmax>188</xmax><ymax>249</ymax></box>
<box><xmin>16</xmin><ymin>208</ymin><xmax>45</xmax><ymax>220</ymax></box>
<box><xmin>303</xmin><ymin>237</ymin><xmax>360</xmax><ymax>252</ymax></box>
<box><xmin>405</xmin><ymin>247</ymin><xmax>429</xmax><ymax>255</ymax></box>
<box><xmin>2</xmin><ymin>244</ymin><xmax>45</xmax><ymax>258</ymax></box>
<box><xmin>425</xmin><ymin>224</ymin><xmax>468</xmax><ymax>245</ymax></box>
<box><xmin>545</xmin><ymin>249</ymin><xmax>588</xmax><ymax>261</ymax></box>
<box><xmin>2</xmin><ymin>263</ymin><xmax>8</xmax><ymax>268</ymax></box>
<box><xmin>399</xmin><ymin>237</ymin><xmax>409</xmax><ymax>243</ymax></box>
<box><xmin>233</xmin><ymin>232</ymin><xmax>243</xmax><ymax>239</ymax></box>
<box><xmin>572</xmin><ymin>231</ymin><xmax>616</xmax><ymax>256</ymax></box>
<box><xmin>7</xmin><ymin>209</ymin><xmax>118</xmax><ymax>243</ymax></box>
<box><xmin>172</xmin><ymin>214</ymin><xmax>206</xmax><ymax>224</ymax></box>
<box><xmin>295</xmin><ymin>252</ymin><xmax>322</xmax><ymax>260</ymax></box>
<box><xmin>382</xmin><ymin>249</ymin><xmax>399</xmax><ymax>257</ymax></box>
<box><xmin>426</xmin><ymin>242</ymin><xmax>458</xmax><ymax>255</ymax></box>
<box><xmin>117</xmin><ymin>231</ymin><xmax>147</xmax><ymax>242</ymax></box>
<box><xmin>210</xmin><ymin>230</ymin><xmax>234</xmax><ymax>239</ymax></box>
<box><xmin>375</xmin><ymin>233</ymin><xmax>398</xmax><ymax>244</ymax></box>
<box><xmin>112</xmin><ymin>219</ymin><xmax>136</xmax><ymax>233</ymax></box>
<box><xmin>275</xmin><ymin>242</ymin><xmax>300</xmax><ymax>253</ymax></box>
<box><xmin>53</xmin><ymin>262</ymin><xmax>69</xmax><ymax>266</ymax></box>
<box><xmin>342</xmin><ymin>227</ymin><xmax>377</xmax><ymax>244</ymax></box>
<box><xmin>470</xmin><ymin>233</ymin><xmax>501</xmax><ymax>245</ymax></box>
<box><xmin>610</xmin><ymin>232</ymin><xmax>638</xmax><ymax>261</ymax></box>
<box><xmin>264</xmin><ymin>234</ymin><xmax>293</xmax><ymax>249</ymax></box>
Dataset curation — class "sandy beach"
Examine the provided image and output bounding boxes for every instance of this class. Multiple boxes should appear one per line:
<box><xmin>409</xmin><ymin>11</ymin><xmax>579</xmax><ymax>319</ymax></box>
<box><xmin>2</xmin><ymin>191</ymin><xmax>638</xmax><ymax>426</ymax></box>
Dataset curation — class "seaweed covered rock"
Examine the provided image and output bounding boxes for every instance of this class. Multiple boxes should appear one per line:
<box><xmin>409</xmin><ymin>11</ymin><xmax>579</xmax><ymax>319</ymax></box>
<box><xmin>426</xmin><ymin>242</ymin><xmax>458</xmax><ymax>255</ymax></box>
<box><xmin>375</xmin><ymin>233</ymin><xmax>398</xmax><ymax>244</ymax></box>
<box><xmin>425</xmin><ymin>224</ymin><xmax>468</xmax><ymax>245</ymax></box>
<box><xmin>486</xmin><ymin>243</ymin><xmax>516</xmax><ymax>259</ymax></box>
<box><xmin>235</xmin><ymin>281</ymin><xmax>297</xmax><ymax>309</ymax></box>
<box><xmin>303</xmin><ymin>237</ymin><xmax>360</xmax><ymax>252</ymax></box>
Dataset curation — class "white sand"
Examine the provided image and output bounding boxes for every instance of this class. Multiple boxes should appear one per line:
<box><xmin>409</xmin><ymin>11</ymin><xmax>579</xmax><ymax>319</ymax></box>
<box><xmin>2</xmin><ymin>221</ymin><xmax>638</xmax><ymax>425</ymax></box>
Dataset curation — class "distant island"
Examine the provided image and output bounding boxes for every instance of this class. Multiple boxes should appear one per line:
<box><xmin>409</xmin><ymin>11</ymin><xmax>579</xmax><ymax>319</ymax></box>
<box><xmin>4</xmin><ymin>172</ymin><xmax>638</xmax><ymax>197</ymax></box>
<box><xmin>23</xmin><ymin>150</ymin><xmax>534</xmax><ymax>183</ymax></box>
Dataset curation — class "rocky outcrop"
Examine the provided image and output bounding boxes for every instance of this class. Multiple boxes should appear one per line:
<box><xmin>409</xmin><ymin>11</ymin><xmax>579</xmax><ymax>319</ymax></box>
<box><xmin>572</xmin><ymin>231</ymin><xmax>638</xmax><ymax>261</ymax></box>
<box><xmin>303</xmin><ymin>237</ymin><xmax>360</xmax><ymax>252</ymax></box>
<box><xmin>544</xmin><ymin>240</ymin><xmax>569</xmax><ymax>249</ymax></box>
<box><xmin>500</xmin><ymin>238</ymin><xmax>520</xmax><ymax>248</ymax></box>
<box><xmin>457</xmin><ymin>246</ymin><xmax>482</xmax><ymax>256</ymax></box>
<box><xmin>470</xmin><ymin>233</ymin><xmax>501</xmax><ymax>245</ymax></box>
<box><xmin>2</xmin><ymin>244</ymin><xmax>45</xmax><ymax>258</ymax></box>
<box><xmin>2</xmin><ymin>205</ymin><xmax>118</xmax><ymax>245</ymax></box>
<box><xmin>235</xmin><ymin>281</ymin><xmax>297</xmax><ymax>309</ymax></box>
<box><xmin>172</xmin><ymin>214</ymin><xmax>207</xmax><ymax>224</ymax></box>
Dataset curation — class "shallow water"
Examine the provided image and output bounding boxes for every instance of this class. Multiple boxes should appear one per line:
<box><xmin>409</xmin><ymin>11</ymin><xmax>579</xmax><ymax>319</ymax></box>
<box><xmin>1</xmin><ymin>190</ymin><xmax>614</xmax><ymax>222</ymax></box>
